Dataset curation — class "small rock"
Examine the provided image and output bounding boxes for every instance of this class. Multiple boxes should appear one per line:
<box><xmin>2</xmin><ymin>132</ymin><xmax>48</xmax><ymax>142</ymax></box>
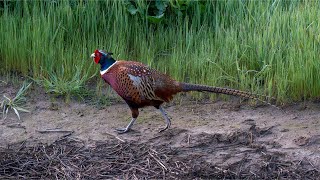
<box><xmin>293</xmin><ymin>136</ymin><xmax>309</xmax><ymax>146</ymax></box>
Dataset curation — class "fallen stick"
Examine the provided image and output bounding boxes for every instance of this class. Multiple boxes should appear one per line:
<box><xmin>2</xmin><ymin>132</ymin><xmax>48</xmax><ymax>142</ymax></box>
<box><xmin>148</xmin><ymin>150</ymin><xmax>168</xmax><ymax>171</ymax></box>
<box><xmin>7</xmin><ymin>123</ymin><xmax>26</xmax><ymax>129</ymax></box>
<box><xmin>36</xmin><ymin>129</ymin><xmax>74</xmax><ymax>134</ymax></box>
<box><xmin>104</xmin><ymin>132</ymin><xmax>125</xmax><ymax>143</ymax></box>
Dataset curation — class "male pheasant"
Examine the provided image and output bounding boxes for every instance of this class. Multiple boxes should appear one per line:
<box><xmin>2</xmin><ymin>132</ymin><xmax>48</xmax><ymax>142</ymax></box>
<box><xmin>91</xmin><ymin>49</ymin><xmax>266</xmax><ymax>133</ymax></box>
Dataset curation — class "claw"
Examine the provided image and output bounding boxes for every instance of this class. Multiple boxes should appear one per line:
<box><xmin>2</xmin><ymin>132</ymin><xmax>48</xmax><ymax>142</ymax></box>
<box><xmin>115</xmin><ymin>118</ymin><xmax>136</xmax><ymax>134</ymax></box>
<box><xmin>115</xmin><ymin>127</ymin><xmax>131</xmax><ymax>134</ymax></box>
<box><xmin>158</xmin><ymin>123</ymin><xmax>170</xmax><ymax>133</ymax></box>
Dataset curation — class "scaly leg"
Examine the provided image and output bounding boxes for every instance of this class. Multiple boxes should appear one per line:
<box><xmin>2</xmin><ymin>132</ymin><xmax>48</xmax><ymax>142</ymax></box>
<box><xmin>115</xmin><ymin>107</ymin><xmax>139</xmax><ymax>134</ymax></box>
<box><xmin>158</xmin><ymin>106</ymin><xmax>171</xmax><ymax>132</ymax></box>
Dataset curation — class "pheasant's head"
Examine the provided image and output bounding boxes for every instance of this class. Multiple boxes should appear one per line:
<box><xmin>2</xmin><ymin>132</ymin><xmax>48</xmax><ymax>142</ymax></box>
<box><xmin>90</xmin><ymin>49</ymin><xmax>113</xmax><ymax>64</ymax></box>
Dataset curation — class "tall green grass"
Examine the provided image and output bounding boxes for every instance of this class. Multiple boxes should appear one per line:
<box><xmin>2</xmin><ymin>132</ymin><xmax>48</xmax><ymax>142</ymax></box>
<box><xmin>1</xmin><ymin>1</ymin><xmax>320</xmax><ymax>102</ymax></box>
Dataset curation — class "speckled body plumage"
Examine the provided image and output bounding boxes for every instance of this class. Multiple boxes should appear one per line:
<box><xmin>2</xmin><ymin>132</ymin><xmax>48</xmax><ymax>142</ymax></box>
<box><xmin>101</xmin><ymin>61</ymin><xmax>181</xmax><ymax>109</ymax></box>
<box><xmin>91</xmin><ymin>49</ymin><xmax>270</xmax><ymax>133</ymax></box>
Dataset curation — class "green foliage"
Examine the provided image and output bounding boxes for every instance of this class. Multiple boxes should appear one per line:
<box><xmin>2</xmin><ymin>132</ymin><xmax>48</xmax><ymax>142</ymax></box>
<box><xmin>0</xmin><ymin>1</ymin><xmax>320</xmax><ymax>103</ymax></box>
<box><xmin>125</xmin><ymin>0</ymin><xmax>168</xmax><ymax>24</ymax></box>
<box><xmin>124</xmin><ymin>0</ymin><xmax>206</xmax><ymax>24</ymax></box>
<box><xmin>35</xmin><ymin>63</ymin><xmax>95</xmax><ymax>102</ymax></box>
<box><xmin>1</xmin><ymin>82</ymin><xmax>31</xmax><ymax>120</ymax></box>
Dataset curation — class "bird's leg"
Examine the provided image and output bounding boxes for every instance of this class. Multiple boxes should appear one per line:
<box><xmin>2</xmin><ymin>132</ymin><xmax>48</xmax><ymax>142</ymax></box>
<box><xmin>115</xmin><ymin>107</ymin><xmax>139</xmax><ymax>134</ymax></box>
<box><xmin>158</xmin><ymin>106</ymin><xmax>171</xmax><ymax>132</ymax></box>
<box><xmin>115</xmin><ymin>118</ymin><xmax>137</xmax><ymax>134</ymax></box>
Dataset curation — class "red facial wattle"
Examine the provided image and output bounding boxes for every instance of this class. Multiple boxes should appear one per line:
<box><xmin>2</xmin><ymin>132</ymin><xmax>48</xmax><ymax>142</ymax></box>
<box><xmin>94</xmin><ymin>55</ymin><xmax>101</xmax><ymax>64</ymax></box>
<box><xmin>94</xmin><ymin>49</ymin><xmax>101</xmax><ymax>64</ymax></box>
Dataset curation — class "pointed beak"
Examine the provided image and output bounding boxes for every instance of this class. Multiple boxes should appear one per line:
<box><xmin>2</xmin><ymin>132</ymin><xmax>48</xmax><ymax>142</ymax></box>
<box><xmin>90</xmin><ymin>53</ymin><xmax>95</xmax><ymax>58</ymax></box>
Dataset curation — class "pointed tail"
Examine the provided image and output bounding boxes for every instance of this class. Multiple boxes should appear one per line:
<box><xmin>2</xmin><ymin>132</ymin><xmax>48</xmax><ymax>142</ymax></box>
<box><xmin>180</xmin><ymin>83</ymin><xmax>276</xmax><ymax>107</ymax></box>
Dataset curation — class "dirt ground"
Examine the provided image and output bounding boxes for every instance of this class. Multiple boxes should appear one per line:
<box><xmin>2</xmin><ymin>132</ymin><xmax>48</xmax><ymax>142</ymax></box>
<box><xmin>1</xmin><ymin>81</ymin><xmax>320</xmax><ymax>179</ymax></box>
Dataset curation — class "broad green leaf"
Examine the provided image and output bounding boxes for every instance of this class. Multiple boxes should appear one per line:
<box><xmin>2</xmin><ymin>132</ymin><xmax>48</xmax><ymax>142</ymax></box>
<box><xmin>155</xmin><ymin>0</ymin><xmax>168</xmax><ymax>15</ymax></box>
<box><xmin>147</xmin><ymin>14</ymin><xmax>164</xmax><ymax>24</ymax></box>
<box><xmin>127</xmin><ymin>4</ymin><xmax>138</xmax><ymax>15</ymax></box>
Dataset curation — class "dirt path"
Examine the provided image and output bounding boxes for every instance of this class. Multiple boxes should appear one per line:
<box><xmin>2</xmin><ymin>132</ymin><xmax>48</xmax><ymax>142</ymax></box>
<box><xmin>1</xmin><ymin>82</ymin><xmax>320</xmax><ymax>178</ymax></box>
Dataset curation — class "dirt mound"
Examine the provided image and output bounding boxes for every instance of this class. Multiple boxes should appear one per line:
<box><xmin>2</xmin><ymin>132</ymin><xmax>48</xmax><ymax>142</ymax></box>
<box><xmin>1</xmin><ymin>127</ymin><xmax>319</xmax><ymax>179</ymax></box>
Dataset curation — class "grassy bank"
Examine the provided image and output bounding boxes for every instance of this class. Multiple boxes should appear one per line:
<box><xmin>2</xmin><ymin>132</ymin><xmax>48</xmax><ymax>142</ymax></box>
<box><xmin>0</xmin><ymin>1</ymin><xmax>320</xmax><ymax>102</ymax></box>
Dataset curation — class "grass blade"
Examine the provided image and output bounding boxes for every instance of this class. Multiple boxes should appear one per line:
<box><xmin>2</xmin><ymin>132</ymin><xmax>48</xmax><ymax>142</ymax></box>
<box><xmin>13</xmin><ymin>107</ymin><xmax>21</xmax><ymax>120</ymax></box>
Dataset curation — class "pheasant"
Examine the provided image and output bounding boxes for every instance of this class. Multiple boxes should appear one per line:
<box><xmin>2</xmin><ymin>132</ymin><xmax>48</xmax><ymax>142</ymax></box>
<box><xmin>91</xmin><ymin>49</ymin><xmax>269</xmax><ymax>133</ymax></box>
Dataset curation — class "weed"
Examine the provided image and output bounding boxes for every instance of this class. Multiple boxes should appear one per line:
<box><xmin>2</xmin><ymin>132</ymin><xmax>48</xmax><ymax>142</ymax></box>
<box><xmin>1</xmin><ymin>82</ymin><xmax>31</xmax><ymax>120</ymax></box>
<box><xmin>36</xmin><ymin>64</ymin><xmax>95</xmax><ymax>103</ymax></box>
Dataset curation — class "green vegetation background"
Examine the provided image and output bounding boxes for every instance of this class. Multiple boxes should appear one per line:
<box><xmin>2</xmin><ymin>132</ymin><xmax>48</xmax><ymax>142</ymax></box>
<box><xmin>1</xmin><ymin>1</ymin><xmax>320</xmax><ymax>102</ymax></box>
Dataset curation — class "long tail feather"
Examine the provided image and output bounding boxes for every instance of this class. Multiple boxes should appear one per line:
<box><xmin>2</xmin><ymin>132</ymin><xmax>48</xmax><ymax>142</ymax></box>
<box><xmin>180</xmin><ymin>83</ymin><xmax>278</xmax><ymax>108</ymax></box>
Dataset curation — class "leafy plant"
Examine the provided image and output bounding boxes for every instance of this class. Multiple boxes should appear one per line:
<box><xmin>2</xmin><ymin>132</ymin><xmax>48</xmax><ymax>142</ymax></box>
<box><xmin>1</xmin><ymin>82</ymin><xmax>31</xmax><ymax>120</ymax></box>
<box><xmin>124</xmin><ymin>0</ymin><xmax>205</xmax><ymax>24</ymax></box>
<box><xmin>37</xmin><ymin>64</ymin><xmax>95</xmax><ymax>103</ymax></box>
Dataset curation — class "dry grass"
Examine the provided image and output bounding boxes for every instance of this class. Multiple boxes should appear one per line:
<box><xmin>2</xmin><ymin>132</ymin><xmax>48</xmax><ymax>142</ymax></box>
<box><xmin>0</xmin><ymin>130</ymin><xmax>319</xmax><ymax>179</ymax></box>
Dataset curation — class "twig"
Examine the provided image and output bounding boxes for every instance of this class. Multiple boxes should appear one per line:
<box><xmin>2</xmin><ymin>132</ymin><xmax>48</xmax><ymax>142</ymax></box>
<box><xmin>104</xmin><ymin>132</ymin><xmax>125</xmax><ymax>143</ymax></box>
<box><xmin>7</xmin><ymin>123</ymin><xmax>26</xmax><ymax>129</ymax></box>
<box><xmin>36</xmin><ymin>129</ymin><xmax>74</xmax><ymax>134</ymax></box>
<box><xmin>148</xmin><ymin>151</ymin><xmax>168</xmax><ymax>171</ymax></box>
<box><xmin>306</xmin><ymin>158</ymin><xmax>317</xmax><ymax>170</ymax></box>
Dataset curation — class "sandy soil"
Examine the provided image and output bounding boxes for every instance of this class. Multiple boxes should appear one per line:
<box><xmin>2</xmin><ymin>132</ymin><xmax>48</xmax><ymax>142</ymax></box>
<box><xmin>1</xmin><ymin>80</ymin><xmax>320</xmax><ymax>178</ymax></box>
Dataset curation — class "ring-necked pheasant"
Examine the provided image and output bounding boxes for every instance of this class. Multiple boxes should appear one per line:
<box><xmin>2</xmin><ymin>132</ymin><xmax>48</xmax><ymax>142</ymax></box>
<box><xmin>91</xmin><ymin>49</ymin><xmax>269</xmax><ymax>133</ymax></box>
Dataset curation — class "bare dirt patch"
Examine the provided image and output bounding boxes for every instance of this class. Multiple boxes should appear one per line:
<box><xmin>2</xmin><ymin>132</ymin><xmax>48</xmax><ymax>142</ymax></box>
<box><xmin>0</xmin><ymin>81</ymin><xmax>320</xmax><ymax>179</ymax></box>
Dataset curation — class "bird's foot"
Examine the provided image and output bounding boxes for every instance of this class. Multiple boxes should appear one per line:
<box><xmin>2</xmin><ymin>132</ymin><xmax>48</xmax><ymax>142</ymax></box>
<box><xmin>158</xmin><ymin>123</ymin><xmax>171</xmax><ymax>133</ymax></box>
<box><xmin>115</xmin><ymin>127</ymin><xmax>131</xmax><ymax>134</ymax></box>
<box><xmin>158</xmin><ymin>106</ymin><xmax>171</xmax><ymax>133</ymax></box>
